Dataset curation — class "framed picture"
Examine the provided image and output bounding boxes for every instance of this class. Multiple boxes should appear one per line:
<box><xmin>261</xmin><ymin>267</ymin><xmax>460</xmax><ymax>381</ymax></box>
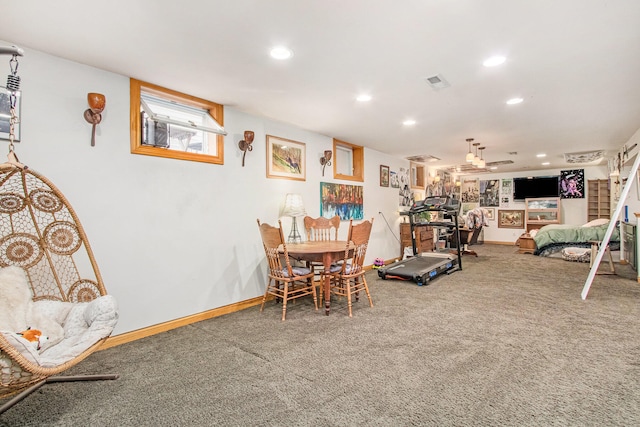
<box><xmin>390</xmin><ymin>171</ymin><xmax>399</xmax><ymax>188</ymax></box>
<box><xmin>320</xmin><ymin>182</ymin><xmax>363</xmax><ymax>220</ymax></box>
<box><xmin>498</xmin><ymin>209</ymin><xmax>525</xmax><ymax>229</ymax></box>
<box><xmin>560</xmin><ymin>169</ymin><xmax>585</xmax><ymax>199</ymax></box>
<box><xmin>485</xmin><ymin>208</ymin><xmax>495</xmax><ymax>221</ymax></box>
<box><xmin>266</xmin><ymin>135</ymin><xmax>306</xmax><ymax>181</ymax></box>
<box><xmin>0</xmin><ymin>86</ymin><xmax>20</xmax><ymax>142</ymax></box>
<box><xmin>480</xmin><ymin>180</ymin><xmax>499</xmax><ymax>207</ymax></box>
<box><xmin>380</xmin><ymin>165</ymin><xmax>389</xmax><ymax>187</ymax></box>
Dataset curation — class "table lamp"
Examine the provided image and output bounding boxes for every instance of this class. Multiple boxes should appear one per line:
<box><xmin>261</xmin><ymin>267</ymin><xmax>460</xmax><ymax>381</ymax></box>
<box><xmin>281</xmin><ymin>193</ymin><xmax>306</xmax><ymax>243</ymax></box>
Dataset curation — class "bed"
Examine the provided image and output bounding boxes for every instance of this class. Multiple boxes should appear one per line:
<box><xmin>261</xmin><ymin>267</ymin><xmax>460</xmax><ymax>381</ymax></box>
<box><xmin>532</xmin><ymin>220</ymin><xmax>620</xmax><ymax>256</ymax></box>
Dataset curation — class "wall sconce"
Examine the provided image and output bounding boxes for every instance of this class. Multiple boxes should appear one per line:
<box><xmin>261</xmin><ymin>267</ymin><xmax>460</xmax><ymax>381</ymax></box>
<box><xmin>319</xmin><ymin>150</ymin><xmax>332</xmax><ymax>176</ymax></box>
<box><xmin>238</xmin><ymin>130</ymin><xmax>254</xmax><ymax>167</ymax></box>
<box><xmin>83</xmin><ymin>93</ymin><xmax>106</xmax><ymax>147</ymax></box>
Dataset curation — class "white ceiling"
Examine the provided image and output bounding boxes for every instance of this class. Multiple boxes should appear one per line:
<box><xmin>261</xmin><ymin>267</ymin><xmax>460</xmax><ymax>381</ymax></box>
<box><xmin>2</xmin><ymin>0</ymin><xmax>640</xmax><ymax>174</ymax></box>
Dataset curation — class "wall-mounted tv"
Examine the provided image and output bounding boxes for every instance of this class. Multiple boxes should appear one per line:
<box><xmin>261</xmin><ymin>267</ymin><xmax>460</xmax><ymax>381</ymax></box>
<box><xmin>513</xmin><ymin>176</ymin><xmax>560</xmax><ymax>200</ymax></box>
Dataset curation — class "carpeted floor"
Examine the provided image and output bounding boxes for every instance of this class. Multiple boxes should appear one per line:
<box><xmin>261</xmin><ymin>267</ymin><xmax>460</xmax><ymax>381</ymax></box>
<box><xmin>2</xmin><ymin>244</ymin><xmax>640</xmax><ymax>426</ymax></box>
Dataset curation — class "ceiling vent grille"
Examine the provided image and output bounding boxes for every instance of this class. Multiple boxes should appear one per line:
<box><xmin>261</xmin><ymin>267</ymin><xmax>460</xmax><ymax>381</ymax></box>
<box><xmin>424</xmin><ymin>74</ymin><xmax>450</xmax><ymax>91</ymax></box>
<box><xmin>444</xmin><ymin>160</ymin><xmax>514</xmax><ymax>175</ymax></box>
<box><xmin>406</xmin><ymin>154</ymin><xmax>441</xmax><ymax>163</ymax></box>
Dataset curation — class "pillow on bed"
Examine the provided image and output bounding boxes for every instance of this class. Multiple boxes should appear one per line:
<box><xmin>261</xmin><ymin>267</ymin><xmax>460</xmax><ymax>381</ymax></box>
<box><xmin>582</xmin><ymin>218</ymin><xmax>609</xmax><ymax>227</ymax></box>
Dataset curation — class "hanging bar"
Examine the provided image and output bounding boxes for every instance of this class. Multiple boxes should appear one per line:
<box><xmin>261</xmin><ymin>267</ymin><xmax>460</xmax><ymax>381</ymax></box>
<box><xmin>0</xmin><ymin>45</ymin><xmax>24</xmax><ymax>56</ymax></box>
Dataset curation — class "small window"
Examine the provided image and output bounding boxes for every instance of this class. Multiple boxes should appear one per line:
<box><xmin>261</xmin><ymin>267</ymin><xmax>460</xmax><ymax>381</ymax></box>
<box><xmin>130</xmin><ymin>79</ymin><xmax>226</xmax><ymax>164</ymax></box>
<box><xmin>333</xmin><ymin>138</ymin><xmax>364</xmax><ymax>182</ymax></box>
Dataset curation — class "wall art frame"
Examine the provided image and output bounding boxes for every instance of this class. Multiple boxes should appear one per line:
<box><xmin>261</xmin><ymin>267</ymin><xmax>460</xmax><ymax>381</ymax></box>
<box><xmin>380</xmin><ymin>165</ymin><xmax>390</xmax><ymax>187</ymax></box>
<box><xmin>320</xmin><ymin>182</ymin><xmax>364</xmax><ymax>220</ymax></box>
<box><xmin>498</xmin><ymin>209</ymin><xmax>525</xmax><ymax>229</ymax></box>
<box><xmin>266</xmin><ymin>135</ymin><xmax>306</xmax><ymax>181</ymax></box>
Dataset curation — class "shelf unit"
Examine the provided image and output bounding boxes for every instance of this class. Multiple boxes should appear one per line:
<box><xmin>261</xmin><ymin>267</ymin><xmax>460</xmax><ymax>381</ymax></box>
<box><xmin>587</xmin><ymin>179</ymin><xmax>610</xmax><ymax>221</ymax></box>
<box><xmin>525</xmin><ymin>197</ymin><xmax>561</xmax><ymax>233</ymax></box>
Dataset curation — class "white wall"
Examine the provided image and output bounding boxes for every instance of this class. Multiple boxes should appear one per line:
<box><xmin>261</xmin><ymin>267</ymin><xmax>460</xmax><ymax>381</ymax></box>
<box><xmin>441</xmin><ymin>166</ymin><xmax>609</xmax><ymax>243</ymax></box>
<box><xmin>12</xmin><ymin>43</ymin><xmax>634</xmax><ymax>335</ymax></box>
<box><xmin>6</xmin><ymin>44</ymin><xmax>408</xmax><ymax>335</ymax></box>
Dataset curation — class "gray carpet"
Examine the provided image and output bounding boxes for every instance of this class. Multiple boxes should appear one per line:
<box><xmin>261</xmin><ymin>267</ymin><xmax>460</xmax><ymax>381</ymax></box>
<box><xmin>2</xmin><ymin>244</ymin><xmax>640</xmax><ymax>426</ymax></box>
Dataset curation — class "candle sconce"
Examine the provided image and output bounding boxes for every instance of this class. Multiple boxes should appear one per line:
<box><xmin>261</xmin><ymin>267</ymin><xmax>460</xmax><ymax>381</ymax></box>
<box><xmin>83</xmin><ymin>93</ymin><xmax>106</xmax><ymax>147</ymax></box>
<box><xmin>319</xmin><ymin>150</ymin><xmax>332</xmax><ymax>176</ymax></box>
<box><xmin>238</xmin><ymin>130</ymin><xmax>254</xmax><ymax>167</ymax></box>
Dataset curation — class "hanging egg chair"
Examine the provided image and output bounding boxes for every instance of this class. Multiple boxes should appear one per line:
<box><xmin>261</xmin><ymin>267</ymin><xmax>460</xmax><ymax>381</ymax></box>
<box><xmin>0</xmin><ymin>45</ymin><xmax>118</xmax><ymax>414</ymax></box>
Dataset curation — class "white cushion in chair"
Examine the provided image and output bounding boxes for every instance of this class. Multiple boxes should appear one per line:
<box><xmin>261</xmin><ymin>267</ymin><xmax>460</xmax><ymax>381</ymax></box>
<box><xmin>327</xmin><ymin>263</ymin><xmax>359</xmax><ymax>274</ymax></box>
<box><xmin>280</xmin><ymin>266</ymin><xmax>312</xmax><ymax>277</ymax></box>
<box><xmin>39</xmin><ymin>295</ymin><xmax>118</xmax><ymax>368</ymax></box>
<box><xmin>0</xmin><ymin>265</ymin><xmax>118</xmax><ymax>368</ymax></box>
<box><xmin>327</xmin><ymin>264</ymin><xmax>343</xmax><ymax>273</ymax></box>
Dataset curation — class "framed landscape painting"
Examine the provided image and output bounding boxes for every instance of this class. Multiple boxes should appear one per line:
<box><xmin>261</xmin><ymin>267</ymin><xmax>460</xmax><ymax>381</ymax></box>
<box><xmin>266</xmin><ymin>135</ymin><xmax>306</xmax><ymax>181</ymax></box>
<box><xmin>498</xmin><ymin>209</ymin><xmax>525</xmax><ymax>229</ymax></box>
<box><xmin>380</xmin><ymin>165</ymin><xmax>390</xmax><ymax>187</ymax></box>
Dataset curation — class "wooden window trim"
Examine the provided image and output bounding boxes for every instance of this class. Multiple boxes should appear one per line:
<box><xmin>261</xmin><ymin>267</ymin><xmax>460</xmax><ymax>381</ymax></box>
<box><xmin>411</xmin><ymin>161</ymin><xmax>425</xmax><ymax>189</ymax></box>
<box><xmin>332</xmin><ymin>138</ymin><xmax>364</xmax><ymax>182</ymax></box>
<box><xmin>130</xmin><ymin>78</ymin><xmax>225</xmax><ymax>164</ymax></box>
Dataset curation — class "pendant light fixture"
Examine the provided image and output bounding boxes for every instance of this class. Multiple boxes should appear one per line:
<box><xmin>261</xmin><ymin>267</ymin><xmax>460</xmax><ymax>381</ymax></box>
<box><xmin>477</xmin><ymin>147</ymin><xmax>486</xmax><ymax>168</ymax></box>
<box><xmin>465</xmin><ymin>138</ymin><xmax>475</xmax><ymax>163</ymax></box>
<box><xmin>472</xmin><ymin>142</ymin><xmax>480</xmax><ymax>166</ymax></box>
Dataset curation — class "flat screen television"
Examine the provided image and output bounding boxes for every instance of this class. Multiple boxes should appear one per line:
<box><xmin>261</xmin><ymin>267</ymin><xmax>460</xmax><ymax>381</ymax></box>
<box><xmin>513</xmin><ymin>176</ymin><xmax>560</xmax><ymax>200</ymax></box>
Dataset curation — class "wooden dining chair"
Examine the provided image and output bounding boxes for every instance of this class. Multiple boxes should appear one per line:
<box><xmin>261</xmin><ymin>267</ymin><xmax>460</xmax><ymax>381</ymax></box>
<box><xmin>257</xmin><ymin>219</ymin><xmax>318</xmax><ymax>321</ymax></box>
<box><xmin>322</xmin><ymin>218</ymin><xmax>374</xmax><ymax>317</ymax></box>
<box><xmin>304</xmin><ymin>215</ymin><xmax>340</xmax><ymax>241</ymax></box>
<box><xmin>303</xmin><ymin>215</ymin><xmax>341</xmax><ymax>295</ymax></box>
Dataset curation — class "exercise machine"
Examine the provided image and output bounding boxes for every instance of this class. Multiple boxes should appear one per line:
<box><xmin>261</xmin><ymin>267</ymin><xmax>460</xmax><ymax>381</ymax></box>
<box><xmin>377</xmin><ymin>196</ymin><xmax>462</xmax><ymax>286</ymax></box>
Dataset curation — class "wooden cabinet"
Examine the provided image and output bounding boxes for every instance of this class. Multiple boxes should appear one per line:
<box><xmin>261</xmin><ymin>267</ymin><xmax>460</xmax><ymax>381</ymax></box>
<box><xmin>525</xmin><ymin>197</ymin><xmax>561</xmax><ymax>233</ymax></box>
<box><xmin>587</xmin><ymin>179</ymin><xmax>610</xmax><ymax>221</ymax></box>
<box><xmin>400</xmin><ymin>223</ymin><xmax>433</xmax><ymax>256</ymax></box>
<box><xmin>517</xmin><ymin>234</ymin><xmax>536</xmax><ymax>254</ymax></box>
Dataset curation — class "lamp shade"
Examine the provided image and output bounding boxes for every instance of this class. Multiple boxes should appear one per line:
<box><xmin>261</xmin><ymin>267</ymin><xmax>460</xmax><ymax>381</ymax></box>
<box><xmin>465</xmin><ymin>152</ymin><xmax>475</xmax><ymax>162</ymax></box>
<box><xmin>281</xmin><ymin>193</ymin><xmax>306</xmax><ymax>217</ymax></box>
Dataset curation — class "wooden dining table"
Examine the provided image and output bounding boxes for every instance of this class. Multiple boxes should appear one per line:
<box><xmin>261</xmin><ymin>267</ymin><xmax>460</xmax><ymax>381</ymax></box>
<box><xmin>285</xmin><ymin>240</ymin><xmax>351</xmax><ymax>315</ymax></box>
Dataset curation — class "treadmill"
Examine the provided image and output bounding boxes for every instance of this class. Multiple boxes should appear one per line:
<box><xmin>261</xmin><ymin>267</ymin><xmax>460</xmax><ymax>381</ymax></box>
<box><xmin>378</xmin><ymin>196</ymin><xmax>462</xmax><ymax>286</ymax></box>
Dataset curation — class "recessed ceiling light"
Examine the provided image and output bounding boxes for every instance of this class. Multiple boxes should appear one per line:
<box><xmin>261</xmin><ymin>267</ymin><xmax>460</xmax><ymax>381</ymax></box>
<box><xmin>542</xmin><ymin>162</ymin><xmax>550</xmax><ymax>166</ymax></box>
<box><xmin>483</xmin><ymin>55</ymin><xmax>506</xmax><ymax>67</ymax></box>
<box><xmin>356</xmin><ymin>94</ymin><xmax>372</xmax><ymax>102</ymax></box>
<box><xmin>506</xmin><ymin>97</ymin><xmax>524</xmax><ymax>105</ymax></box>
<box><xmin>403</xmin><ymin>119</ymin><xmax>416</xmax><ymax>126</ymax></box>
<box><xmin>270</xmin><ymin>46</ymin><xmax>293</xmax><ymax>60</ymax></box>
<box><xmin>536</xmin><ymin>154</ymin><xmax>546</xmax><ymax>158</ymax></box>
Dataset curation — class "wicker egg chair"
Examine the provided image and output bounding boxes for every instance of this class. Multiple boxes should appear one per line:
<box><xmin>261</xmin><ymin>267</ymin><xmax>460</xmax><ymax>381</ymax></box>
<box><xmin>0</xmin><ymin>155</ymin><xmax>118</xmax><ymax>414</ymax></box>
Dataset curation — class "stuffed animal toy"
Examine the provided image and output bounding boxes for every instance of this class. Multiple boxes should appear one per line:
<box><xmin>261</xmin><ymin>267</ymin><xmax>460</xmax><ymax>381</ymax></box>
<box><xmin>373</xmin><ymin>258</ymin><xmax>384</xmax><ymax>269</ymax></box>
<box><xmin>17</xmin><ymin>327</ymin><xmax>48</xmax><ymax>351</ymax></box>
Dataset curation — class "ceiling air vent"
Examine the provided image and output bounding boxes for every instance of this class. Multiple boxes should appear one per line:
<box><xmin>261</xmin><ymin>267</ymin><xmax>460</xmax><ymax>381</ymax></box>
<box><xmin>444</xmin><ymin>160</ymin><xmax>514</xmax><ymax>175</ymax></box>
<box><xmin>424</xmin><ymin>74</ymin><xmax>450</xmax><ymax>91</ymax></box>
<box><xmin>564</xmin><ymin>150</ymin><xmax>604</xmax><ymax>164</ymax></box>
<box><xmin>406</xmin><ymin>154</ymin><xmax>440</xmax><ymax>163</ymax></box>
